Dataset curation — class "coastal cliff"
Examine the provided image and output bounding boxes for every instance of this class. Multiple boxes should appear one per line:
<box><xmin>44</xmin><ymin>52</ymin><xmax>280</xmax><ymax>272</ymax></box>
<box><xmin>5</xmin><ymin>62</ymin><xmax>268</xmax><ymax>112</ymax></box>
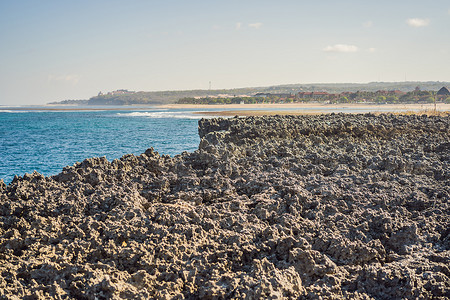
<box><xmin>0</xmin><ymin>114</ymin><xmax>449</xmax><ymax>298</ymax></box>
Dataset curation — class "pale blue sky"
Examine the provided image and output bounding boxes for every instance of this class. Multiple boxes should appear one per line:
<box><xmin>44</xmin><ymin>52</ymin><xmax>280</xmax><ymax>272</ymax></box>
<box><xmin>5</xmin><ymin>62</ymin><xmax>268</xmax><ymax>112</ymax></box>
<box><xmin>1</xmin><ymin>0</ymin><xmax>449</xmax><ymax>105</ymax></box>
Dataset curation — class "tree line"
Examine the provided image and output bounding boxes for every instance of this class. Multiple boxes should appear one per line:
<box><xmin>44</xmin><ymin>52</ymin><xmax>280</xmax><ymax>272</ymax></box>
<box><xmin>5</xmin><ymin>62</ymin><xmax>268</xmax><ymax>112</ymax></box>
<box><xmin>177</xmin><ymin>90</ymin><xmax>450</xmax><ymax>105</ymax></box>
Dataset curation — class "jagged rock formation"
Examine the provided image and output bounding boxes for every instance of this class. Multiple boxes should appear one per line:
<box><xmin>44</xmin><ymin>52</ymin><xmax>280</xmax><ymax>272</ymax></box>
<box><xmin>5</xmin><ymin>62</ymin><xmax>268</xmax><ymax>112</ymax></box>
<box><xmin>0</xmin><ymin>114</ymin><xmax>449</xmax><ymax>299</ymax></box>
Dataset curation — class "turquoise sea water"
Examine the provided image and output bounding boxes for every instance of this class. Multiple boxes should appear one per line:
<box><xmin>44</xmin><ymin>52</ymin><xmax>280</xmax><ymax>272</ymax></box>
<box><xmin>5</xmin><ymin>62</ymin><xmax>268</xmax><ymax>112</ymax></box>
<box><xmin>0</xmin><ymin>108</ymin><xmax>207</xmax><ymax>184</ymax></box>
<box><xmin>0</xmin><ymin>104</ymin><xmax>434</xmax><ymax>184</ymax></box>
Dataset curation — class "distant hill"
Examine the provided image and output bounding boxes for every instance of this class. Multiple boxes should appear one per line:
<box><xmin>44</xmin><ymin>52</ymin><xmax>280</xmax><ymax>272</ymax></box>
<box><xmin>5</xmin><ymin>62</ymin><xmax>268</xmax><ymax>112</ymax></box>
<box><xmin>49</xmin><ymin>81</ymin><xmax>450</xmax><ymax>105</ymax></box>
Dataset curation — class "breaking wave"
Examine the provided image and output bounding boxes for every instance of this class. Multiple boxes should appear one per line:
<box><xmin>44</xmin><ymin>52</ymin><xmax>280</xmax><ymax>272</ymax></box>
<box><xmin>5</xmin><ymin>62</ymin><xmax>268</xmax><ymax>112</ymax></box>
<box><xmin>116</xmin><ymin>111</ymin><xmax>213</xmax><ymax>119</ymax></box>
<box><xmin>0</xmin><ymin>110</ymin><xmax>29</xmax><ymax>113</ymax></box>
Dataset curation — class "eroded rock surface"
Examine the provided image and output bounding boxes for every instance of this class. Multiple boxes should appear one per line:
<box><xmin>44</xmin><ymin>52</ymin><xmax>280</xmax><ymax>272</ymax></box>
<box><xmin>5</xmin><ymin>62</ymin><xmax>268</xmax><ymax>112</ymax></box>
<box><xmin>0</xmin><ymin>114</ymin><xmax>449</xmax><ymax>299</ymax></box>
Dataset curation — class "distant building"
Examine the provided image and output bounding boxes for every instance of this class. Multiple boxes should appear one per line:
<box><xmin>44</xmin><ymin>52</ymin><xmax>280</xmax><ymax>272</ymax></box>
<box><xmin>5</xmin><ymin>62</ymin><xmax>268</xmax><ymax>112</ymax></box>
<box><xmin>297</xmin><ymin>92</ymin><xmax>329</xmax><ymax>99</ymax></box>
<box><xmin>272</xmin><ymin>93</ymin><xmax>291</xmax><ymax>99</ymax></box>
<box><xmin>254</xmin><ymin>93</ymin><xmax>292</xmax><ymax>98</ymax></box>
<box><xmin>376</xmin><ymin>90</ymin><xmax>389</xmax><ymax>95</ymax></box>
<box><xmin>436</xmin><ymin>87</ymin><xmax>450</xmax><ymax>100</ymax></box>
<box><xmin>375</xmin><ymin>90</ymin><xmax>405</xmax><ymax>96</ymax></box>
<box><xmin>107</xmin><ymin>89</ymin><xmax>134</xmax><ymax>95</ymax></box>
<box><xmin>390</xmin><ymin>90</ymin><xmax>406</xmax><ymax>96</ymax></box>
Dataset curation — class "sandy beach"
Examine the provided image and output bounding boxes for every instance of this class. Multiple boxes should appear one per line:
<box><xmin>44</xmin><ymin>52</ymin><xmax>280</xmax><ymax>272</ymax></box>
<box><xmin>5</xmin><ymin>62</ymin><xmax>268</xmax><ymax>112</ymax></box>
<box><xmin>3</xmin><ymin>103</ymin><xmax>449</xmax><ymax>114</ymax></box>
<box><xmin>162</xmin><ymin>102</ymin><xmax>450</xmax><ymax>116</ymax></box>
<box><xmin>160</xmin><ymin>102</ymin><xmax>450</xmax><ymax>110</ymax></box>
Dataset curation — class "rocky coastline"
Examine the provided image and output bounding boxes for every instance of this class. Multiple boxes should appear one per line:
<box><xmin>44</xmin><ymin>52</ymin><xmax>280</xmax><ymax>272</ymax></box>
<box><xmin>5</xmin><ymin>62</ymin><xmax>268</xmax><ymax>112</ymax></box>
<box><xmin>0</xmin><ymin>113</ymin><xmax>449</xmax><ymax>299</ymax></box>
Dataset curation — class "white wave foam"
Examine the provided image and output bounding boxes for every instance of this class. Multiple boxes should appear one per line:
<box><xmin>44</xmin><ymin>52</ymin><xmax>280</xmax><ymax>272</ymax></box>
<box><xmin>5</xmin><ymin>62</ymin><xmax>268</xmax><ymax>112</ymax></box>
<box><xmin>116</xmin><ymin>111</ymin><xmax>212</xmax><ymax>119</ymax></box>
<box><xmin>0</xmin><ymin>110</ymin><xmax>29</xmax><ymax>113</ymax></box>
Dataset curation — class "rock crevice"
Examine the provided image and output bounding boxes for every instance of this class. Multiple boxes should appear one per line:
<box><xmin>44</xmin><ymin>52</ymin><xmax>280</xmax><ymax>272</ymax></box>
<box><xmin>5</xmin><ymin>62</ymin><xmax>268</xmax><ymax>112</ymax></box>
<box><xmin>0</xmin><ymin>114</ymin><xmax>449</xmax><ymax>299</ymax></box>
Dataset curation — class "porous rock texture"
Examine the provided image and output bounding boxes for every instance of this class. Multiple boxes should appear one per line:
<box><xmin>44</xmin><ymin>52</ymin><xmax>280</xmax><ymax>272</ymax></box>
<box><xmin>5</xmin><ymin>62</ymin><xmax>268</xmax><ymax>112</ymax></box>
<box><xmin>0</xmin><ymin>114</ymin><xmax>449</xmax><ymax>299</ymax></box>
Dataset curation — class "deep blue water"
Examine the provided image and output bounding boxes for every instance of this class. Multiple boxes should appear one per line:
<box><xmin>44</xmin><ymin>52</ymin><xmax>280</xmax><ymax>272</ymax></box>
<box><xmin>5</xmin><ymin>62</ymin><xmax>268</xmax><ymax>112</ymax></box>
<box><xmin>0</xmin><ymin>108</ymin><xmax>206</xmax><ymax>184</ymax></box>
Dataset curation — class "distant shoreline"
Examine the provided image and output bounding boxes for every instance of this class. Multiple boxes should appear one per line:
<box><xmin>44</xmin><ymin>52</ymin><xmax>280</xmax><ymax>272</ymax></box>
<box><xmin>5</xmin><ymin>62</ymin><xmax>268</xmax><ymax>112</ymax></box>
<box><xmin>160</xmin><ymin>103</ymin><xmax>450</xmax><ymax>109</ymax></box>
<box><xmin>2</xmin><ymin>103</ymin><xmax>449</xmax><ymax>114</ymax></box>
<box><xmin>164</xmin><ymin>103</ymin><xmax>450</xmax><ymax>116</ymax></box>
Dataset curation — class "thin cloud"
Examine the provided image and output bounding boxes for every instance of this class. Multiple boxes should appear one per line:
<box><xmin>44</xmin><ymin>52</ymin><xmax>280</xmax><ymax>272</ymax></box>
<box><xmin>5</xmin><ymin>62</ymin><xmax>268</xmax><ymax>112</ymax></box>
<box><xmin>235</xmin><ymin>22</ymin><xmax>242</xmax><ymax>30</ymax></box>
<box><xmin>248</xmin><ymin>22</ymin><xmax>263</xmax><ymax>29</ymax></box>
<box><xmin>363</xmin><ymin>21</ymin><xmax>373</xmax><ymax>28</ymax></box>
<box><xmin>406</xmin><ymin>18</ymin><xmax>430</xmax><ymax>27</ymax></box>
<box><xmin>48</xmin><ymin>74</ymin><xmax>80</xmax><ymax>85</ymax></box>
<box><xmin>368</xmin><ymin>48</ymin><xmax>376</xmax><ymax>53</ymax></box>
<box><xmin>323</xmin><ymin>44</ymin><xmax>359</xmax><ymax>53</ymax></box>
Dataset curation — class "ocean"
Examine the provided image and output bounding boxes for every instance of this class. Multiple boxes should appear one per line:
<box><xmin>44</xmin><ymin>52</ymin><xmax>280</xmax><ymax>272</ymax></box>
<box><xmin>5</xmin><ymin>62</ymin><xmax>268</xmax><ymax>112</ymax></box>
<box><xmin>0</xmin><ymin>104</ymin><xmax>438</xmax><ymax>184</ymax></box>
<box><xmin>0</xmin><ymin>107</ymin><xmax>210</xmax><ymax>184</ymax></box>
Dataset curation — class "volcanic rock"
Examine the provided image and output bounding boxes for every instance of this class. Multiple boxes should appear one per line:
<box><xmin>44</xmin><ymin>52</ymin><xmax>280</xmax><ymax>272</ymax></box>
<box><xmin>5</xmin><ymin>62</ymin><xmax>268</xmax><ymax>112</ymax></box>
<box><xmin>0</xmin><ymin>114</ymin><xmax>449</xmax><ymax>299</ymax></box>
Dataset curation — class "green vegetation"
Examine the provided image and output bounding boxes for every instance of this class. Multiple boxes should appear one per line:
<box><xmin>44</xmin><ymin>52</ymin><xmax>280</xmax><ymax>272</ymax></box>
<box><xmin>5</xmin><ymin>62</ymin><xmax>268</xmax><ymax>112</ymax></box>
<box><xmin>177</xmin><ymin>89</ymin><xmax>447</xmax><ymax>105</ymax></box>
<box><xmin>48</xmin><ymin>81</ymin><xmax>450</xmax><ymax>106</ymax></box>
<box><xmin>48</xmin><ymin>99</ymin><xmax>88</xmax><ymax>105</ymax></box>
<box><xmin>178</xmin><ymin>96</ymin><xmax>269</xmax><ymax>105</ymax></box>
<box><xmin>89</xmin><ymin>92</ymin><xmax>155</xmax><ymax>105</ymax></box>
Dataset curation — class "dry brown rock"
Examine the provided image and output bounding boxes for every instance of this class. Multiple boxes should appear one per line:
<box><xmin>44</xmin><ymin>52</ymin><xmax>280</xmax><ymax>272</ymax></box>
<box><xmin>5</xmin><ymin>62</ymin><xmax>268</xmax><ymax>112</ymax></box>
<box><xmin>0</xmin><ymin>114</ymin><xmax>449</xmax><ymax>299</ymax></box>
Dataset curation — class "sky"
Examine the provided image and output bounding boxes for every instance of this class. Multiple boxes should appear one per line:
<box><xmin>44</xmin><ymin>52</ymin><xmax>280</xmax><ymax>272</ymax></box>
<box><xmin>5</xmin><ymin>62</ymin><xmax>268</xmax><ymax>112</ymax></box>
<box><xmin>0</xmin><ymin>0</ymin><xmax>449</xmax><ymax>105</ymax></box>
